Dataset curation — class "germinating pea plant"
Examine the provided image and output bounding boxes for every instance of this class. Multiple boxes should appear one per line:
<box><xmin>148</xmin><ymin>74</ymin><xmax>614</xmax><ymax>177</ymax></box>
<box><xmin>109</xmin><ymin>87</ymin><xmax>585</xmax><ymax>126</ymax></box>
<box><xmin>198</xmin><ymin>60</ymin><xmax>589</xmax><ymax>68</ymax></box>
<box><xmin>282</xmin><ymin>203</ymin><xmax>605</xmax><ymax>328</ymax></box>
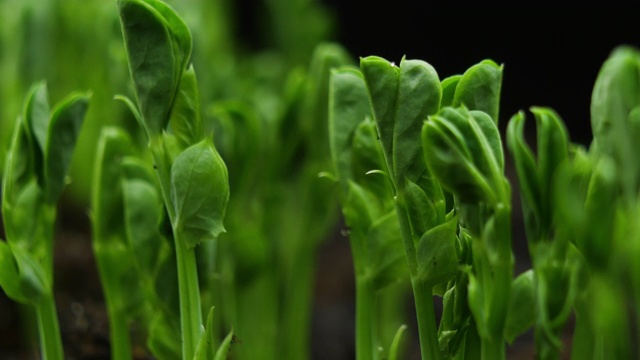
<box><xmin>1</xmin><ymin>0</ymin><xmax>640</xmax><ymax>359</ymax></box>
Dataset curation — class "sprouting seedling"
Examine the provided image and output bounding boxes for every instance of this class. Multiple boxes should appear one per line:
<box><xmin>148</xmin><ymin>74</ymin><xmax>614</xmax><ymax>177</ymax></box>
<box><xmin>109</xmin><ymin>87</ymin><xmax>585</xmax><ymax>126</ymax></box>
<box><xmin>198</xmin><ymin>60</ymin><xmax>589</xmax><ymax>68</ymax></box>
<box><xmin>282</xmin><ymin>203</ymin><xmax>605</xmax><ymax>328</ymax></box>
<box><xmin>506</xmin><ymin>108</ymin><xmax>582</xmax><ymax>357</ymax></box>
<box><xmin>0</xmin><ymin>82</ymin><xmax>90</xmax><ymax>360</ymax></box>
<box><xmin>360</xmin><ymin>55</ymin><xmax>461</xmax><ymax>360</ymax></box>
<box><xmin>116</xmin><ymin>0</ymin><xmax>230</xmax><ymax>359</ymax></box>
<box><xmin>329</xmin><ymin>67</ymin><xmax>408</xmax><ymax>360</ymax></box>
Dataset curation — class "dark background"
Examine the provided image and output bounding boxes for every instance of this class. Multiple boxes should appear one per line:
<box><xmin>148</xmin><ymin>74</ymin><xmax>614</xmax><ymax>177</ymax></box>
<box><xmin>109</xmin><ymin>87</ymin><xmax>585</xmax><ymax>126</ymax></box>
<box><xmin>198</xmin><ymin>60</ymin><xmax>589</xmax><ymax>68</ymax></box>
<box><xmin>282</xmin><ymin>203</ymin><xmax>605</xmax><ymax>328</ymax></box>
<box><xmin>326</xmin><ymin>1</ymin><xmax>640</xmax><ymax>145</ymax></box>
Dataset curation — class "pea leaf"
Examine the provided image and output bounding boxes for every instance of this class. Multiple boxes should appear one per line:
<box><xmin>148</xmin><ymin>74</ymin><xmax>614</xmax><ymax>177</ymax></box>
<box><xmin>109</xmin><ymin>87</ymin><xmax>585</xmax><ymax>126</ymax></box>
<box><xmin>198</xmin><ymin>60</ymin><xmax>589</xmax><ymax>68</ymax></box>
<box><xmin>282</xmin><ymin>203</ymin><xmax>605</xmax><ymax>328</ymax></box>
<box><xmin>507</xmin><ymin>108</ymin><xmax>569</xmax><ymax>241</ymax></box>
<box><xmin>123</xmin><ymin>177</ymin><xmax>163</xmax><ymax>276</ymax></box>
<box><xmin>361</xmin><ymin>56</ymin><xmax>441</xmax><ymax>186</ymax></box>
<box><xmin>171</xmin><ymin>138</ymin><xmax>229</xmax><ymax>248</ymax></box>
<box><xmin>504</xmin><ymin>270</ymin><xmax>535</xmax><ymax>343</ymax></box>
<box><xmin>416</xmin><ymin>216</ymin><xmax>459</xmax><ymax>287</ymax></box>
<box><xmin>194</xmin><ymin>307</ymin><xmax>217</xmax><ymax>360</ymax></box>
<box><xmin>440</xmin><ymin>75</ymin><xmax>461</xmax><ymax>109</ymax></box>
<box><xmin>117</xmin><ymin>0</ymin><xmax>191</xmax><ymax>136</ymax></box>
<box><xmin>23</xmin><ymin>82</ymin><xmax>49</xmax><ymax>186</ymax></box>
<box><xmin>303</xmin><ymin>43</ymin><xmax>353</xmax><ymax>156</ymax></box>
<box><xmin>351</xmin><ymin>120</ymin><xmax>392</xmax><ymax>202</ymax></box>
<box><xmin>214</xmin><ymin>328</ymin><xmax>235</xmax><ymax>360</ymax></box>
<box><xmin>3</xmin><ymin>117</ymin><xmax>36</xmax><ymax>243</ymax></box>
<box><xmin>328</xmin><ymin>68</ymin><xmax>373</xmax><ymax>195</ymax></box>
<box><xmin>168</xmin><ymin>65</ymin><xmax>202</xmax><ymax>150</ymax></box>
<box><xmin>367</xmin><ymin>211</ymin><xmax>405</xmax><ymax>290</ymax></box>
<box><xmin>0</xmin><ymin>242</ymin><xmax>29</xmax><ymax>303</ymax></box>
<box><xmin>91</xmin><ymin>128</ymin><xmax>132</xmax><ymax>247</ymax></box>
<box><xmin>506</xmin><ymin>111</ymin><xmax>541</xmax><ymax>239</ymax></box>
<box><xmin>404</xmin><ymin>178</ymin><xmax>442</xmax><ymax>239</ymax></box>
<box><xmin>45</xmin><ymin>92</ymin><xmax>90</xmax><ymax>203</ymax></box>
<box><xmin>423</xmin><ymin>107</ymin><xmax>505</xmax><ymax>205</ymax></box>
<box><xmin>583</xmin><ymin>157</ymin><xmax>617</xmax><ymax>268</ymax></box>
<box><xmin>11</xmin><ymin>244</ymin><xmax>49</xmax><ymax>300</ymax></box>
<box><xmin>388</xmin><ymin>324</ymin><xmax>408</xmax><ymax>360</ymax></box>
<box><xmin>453</xmin><ymin>60</ymin><xmax>503</xmax><ymax>123</ymax></box>
<box><xmin>423</xmin><ymin>113</ymin><xmax>494</xmax><ymax>204</ymax></box>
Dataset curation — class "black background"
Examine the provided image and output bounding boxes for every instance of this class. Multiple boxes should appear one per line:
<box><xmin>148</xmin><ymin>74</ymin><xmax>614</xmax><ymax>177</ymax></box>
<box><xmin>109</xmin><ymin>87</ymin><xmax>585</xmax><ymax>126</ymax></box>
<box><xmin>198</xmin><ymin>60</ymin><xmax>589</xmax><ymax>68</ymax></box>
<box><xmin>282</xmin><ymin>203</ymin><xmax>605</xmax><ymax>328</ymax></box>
<box><xmin>326</xmin><ymin>1</ymin><xmax>640</xmax><ymax>145</ymax></box>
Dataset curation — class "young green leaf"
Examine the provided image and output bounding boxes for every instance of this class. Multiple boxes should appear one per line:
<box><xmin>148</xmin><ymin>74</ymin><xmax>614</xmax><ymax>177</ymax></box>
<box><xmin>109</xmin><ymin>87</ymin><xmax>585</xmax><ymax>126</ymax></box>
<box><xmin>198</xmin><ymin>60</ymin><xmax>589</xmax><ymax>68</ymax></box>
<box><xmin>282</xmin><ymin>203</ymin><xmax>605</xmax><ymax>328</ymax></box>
<box><xmin>504</xmin><ymin>270</ymin><xmax>535</xmax><ymax>343</ymax></box>
<box><xmin>351</xmin><ymin>120</ymin><xmax>393</xmax><ymax>202</ymax></box>
<box><xmin>583</xmin><ymin>157</ymin><xmax>617</xmax><ymax>268</ymax></box>
<box><xmin>416</xmin><ymin>216</ymin><xmax>459</xmax><ymax>287</ymax></box>
<box><xmin>366</xmin><ymin>211</ymin><xmax>405</xmax><ymax>290</ymax></box>
<box><xmin>91</xmin><ymin>127</ymin><xmax>132</xmax><ymax>246</ymax></box>
<box><xmin>404</xmin><ymin>177</ymin><xmax>445</xmax><ymax>239</ymax></box>
<box><xmin>117</xmin><ymin>0</ymin><xmax>192</xmax><ymax>136</ymax></box>
<box><xmin>24</xmin><ymin>82</ymin><xmax>51</xmax><ymax>152</ymax></box>
<box><xmin>303</xmin><ymin>43</ymin><xmax>353</xmax><ymax>157</ymax></box>
<box><xmin>214</xmin><ymin>329</ymin><xmax>235</xmax><ymax>360</ymax></box>
<box><xmin>506</xmin><ymin>111</ymin><xmax>542</xmax><ymax>238</ymax></box>
<box><xmin>169</xmin><ymin>65</ymin><xmax>203</xmax><ymax>150</ymax></box>
<box><xmin>23</xmin><ymin>82</ymin><xmax>49</xmax><ymax>186</ymax></box>
<box><xmin>361</xmin><ymin>56</ymin><xmax>442</xmax><ymax>186</ymax></box>
<box><xmin>328</xmin><ymin>68</ymin><xmax>373</xmax><ymax>195</ymax></box>
<box><xmin>423</xmin><ymin>107</ymin><xmax>505</xmax><ymax>206</ymax></box>
<box><xmin>388</xmin><ymin>324</ymin><xmax>408</xmax><ymax>360</ymax></box>
<box><xmin>423</xmin><ymin>112</ymin><xmax>494</xmax><ymax>205</ymax></box>
<box><xmin>194</xmin><ymin>307</ymin><xmax>217</xmax><ymax>360</ymax></box>
<box><xmin>171</xmin><ymin>138</ymin><xmax>229</xmax><ymax>248</ymax></box>
<box><xmin>3</xmin><ymin>117</ymin><xmax>37</xmax><ymax>246</ymax></box>
<box><xmin>440</xmin><ymin>75</ymin><xmax>461</xmax><ymax>109</ymax></box>
<box><xmin>0</xmin><ymin>241</ymin><xmax>30</xmax><ymax>303</ymax></box>
<box><xmin>452</xmin><ymin>60</ymin><xmax>503</xmax><ymax>123</ymax></box>
<box><xmin>123</xmin><ymin>177</ymin><xmax>163</xmax><ymax>275</ymax></box>
<box><xmin>44</xmin><ymin>92</ymin><xmax>90</xmax><ymax>203</ymax></box>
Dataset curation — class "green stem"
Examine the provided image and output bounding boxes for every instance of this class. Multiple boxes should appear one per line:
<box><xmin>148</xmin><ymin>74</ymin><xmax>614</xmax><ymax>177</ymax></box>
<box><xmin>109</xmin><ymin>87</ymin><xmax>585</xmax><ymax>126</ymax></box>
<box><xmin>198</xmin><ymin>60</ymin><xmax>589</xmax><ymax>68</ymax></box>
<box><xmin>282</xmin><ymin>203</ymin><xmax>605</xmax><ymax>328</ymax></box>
<box><xmin>35</xmin><ymin>293</ymin><xmax>64</xmax><ymax>360</ymax></box>
<box><xmin>355</xmin><ymin>277</ymin><xmax>376</xmax><ymax>360</ymax></box>
<box><xmin>174</xmin><ymin>232</ymin><xmax>203</xmax><ymax>360</ymax></box>
<box><xmin>150</xmin><ymin>139</ymin><xmax>203</xmax><ymax>360</ymax></box>
<box><xmin>280</xmin><ymin>249</ymin><xmax>315</xmax><ymax>360</ymax></box>
<box><xmin>480</xmin><ymin>336</ymin><xmax>504</xmax><ymax>360</ymax></box>
<box><xmin>394</xmin><ymin>192</ymin><xmax>441</xmax><ymax>360</ymax></box>
<box><xmin>106</xmin><ymin>305</ymin><xmax>132</xmax><ymax>360</ymax></box>
<box><xmin>411</xmin><ymin>279</ymin><xmax>440</xmax><ymax>360</ymax></box>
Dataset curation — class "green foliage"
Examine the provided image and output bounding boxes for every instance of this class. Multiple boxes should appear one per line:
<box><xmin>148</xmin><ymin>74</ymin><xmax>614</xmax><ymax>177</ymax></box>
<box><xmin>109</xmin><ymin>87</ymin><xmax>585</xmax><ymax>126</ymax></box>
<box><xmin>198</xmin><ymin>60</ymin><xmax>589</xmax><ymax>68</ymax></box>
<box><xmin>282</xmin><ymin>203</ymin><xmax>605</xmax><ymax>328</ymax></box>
<box><xmin>4</xmin><ymin>1</ymin><xmax>640</xmax><ymax>360</ymax></box>
<box><xmin>0</xmin><ymin>82</ymin><xmax>89</xmax><ymax>360</ymax></box>
<box><xmin>170</xmin><ymin>139</ymin><xmax>229</xmax><ymax>248</ymax></box>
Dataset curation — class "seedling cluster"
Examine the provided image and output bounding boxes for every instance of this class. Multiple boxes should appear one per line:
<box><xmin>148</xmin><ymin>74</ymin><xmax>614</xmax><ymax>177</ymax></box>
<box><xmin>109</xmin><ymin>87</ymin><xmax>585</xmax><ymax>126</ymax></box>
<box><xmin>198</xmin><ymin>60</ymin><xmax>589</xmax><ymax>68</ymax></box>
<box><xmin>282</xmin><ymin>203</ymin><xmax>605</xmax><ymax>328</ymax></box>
<box><xmin>1</xmin><ymin>1</ymin><xmax>639</xmax><ymax>359</ymax></box>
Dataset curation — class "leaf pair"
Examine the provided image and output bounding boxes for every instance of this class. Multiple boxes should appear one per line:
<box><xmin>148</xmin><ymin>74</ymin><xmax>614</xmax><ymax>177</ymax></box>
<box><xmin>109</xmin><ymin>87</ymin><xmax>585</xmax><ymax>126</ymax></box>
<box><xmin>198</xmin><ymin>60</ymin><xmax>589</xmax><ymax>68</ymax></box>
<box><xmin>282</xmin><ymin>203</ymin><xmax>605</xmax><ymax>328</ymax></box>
<box><xmin>360</xmin><ymin>56</ymin><xmax>441</xmax><ymax>188</ymax></box>
<box><xmin>5</xmin><ymin>82</ymin><xmax>90</xmax><ymax>206</ymax></box>
<box><xmin>507</xmin><ymin>107</ymin><xmax>569</xmax><ymax>242</ymax></box>
<box><xmin>0</xmin><ymin>83</ymin><xmax>89</xmax><ymax>303</ymax></box>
